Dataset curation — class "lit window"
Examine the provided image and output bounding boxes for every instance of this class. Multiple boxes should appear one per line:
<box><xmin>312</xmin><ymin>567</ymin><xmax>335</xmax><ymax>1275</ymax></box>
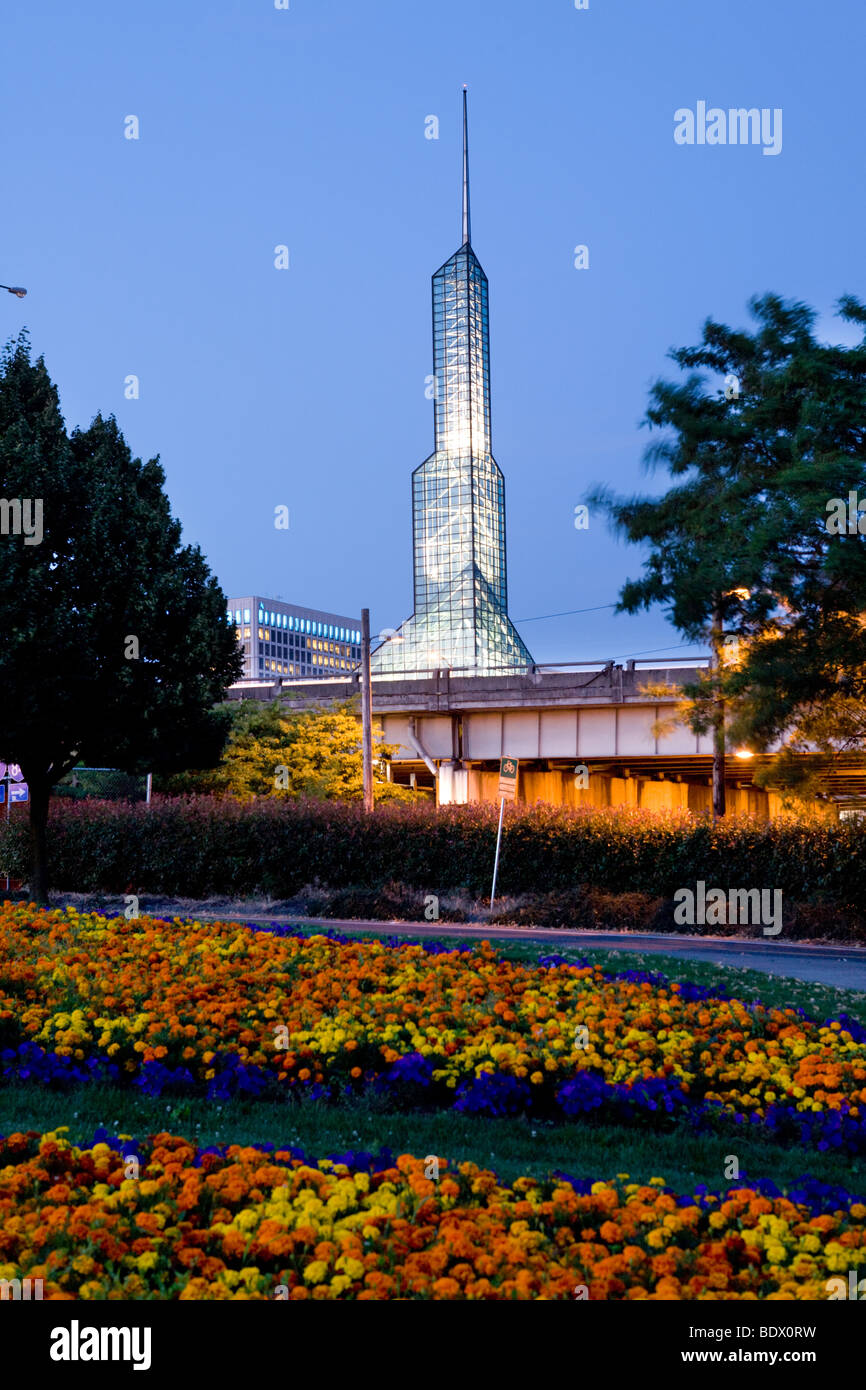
<box><xmin>258</xmin><ymin>627</ymin><xmax>264</xmax><ymax>640</ymax></box>
<box><xmin>235</xmin><ymin>609</ymin><xmax>242</xmax><ymax>623</ymax></box>
<box><xmin>244</xmin><ymin>608</ymin><xmax>251</xmax><ymax>624</ymax></box>
<box><xmin>243</xmin><ymin>627</ymin><xmax>250</xmax><ymax>638</ymax></box>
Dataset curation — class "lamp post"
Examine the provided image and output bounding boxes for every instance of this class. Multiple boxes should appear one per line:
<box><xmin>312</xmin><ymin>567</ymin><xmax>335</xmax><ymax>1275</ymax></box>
<box><xmin>710</xmin><ymin>588</ymin><xmax>754</xmax><ymax>821</ymax></box>
<box><xmin>0</xmin><ymin>285</ymin><xmax>27</xmax><ymax>298</ymax></box>
<box><xmin>360</xmin><ymin>609</ymin><xmax>374</xmax><ymax>813</ymax></box>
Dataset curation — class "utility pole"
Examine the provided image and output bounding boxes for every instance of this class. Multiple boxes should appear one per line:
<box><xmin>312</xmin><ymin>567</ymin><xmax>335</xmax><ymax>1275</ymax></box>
<box><xmin>709</xmin><ymin>600</ymin><xmax>726</xmax><ymax>821</ymax></box>
<box><xmin>361</xmin><ymin>608</ymin><xmax>374</xmax><ymax>813</ymax></box>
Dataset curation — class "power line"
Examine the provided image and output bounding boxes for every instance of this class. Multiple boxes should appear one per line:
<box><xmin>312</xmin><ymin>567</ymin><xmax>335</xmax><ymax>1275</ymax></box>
<box><xmin>614</xmin><ymin>642</ymin><xmax>708</xmax><ymax>659</ymax></box>
<box><xmin>512</xmin><ymin>604</ymin><xmax>708</xmax><ymax>661</ymax></box>
<box><xmin>515</xmin><ymin>603</ymin><xmax>617</xmax><ymax>623</ymax></box>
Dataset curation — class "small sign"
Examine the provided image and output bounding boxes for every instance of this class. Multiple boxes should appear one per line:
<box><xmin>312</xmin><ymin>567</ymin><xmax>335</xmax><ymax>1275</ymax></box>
<box><xmin>498</xmin><ymin>755</ymin><xmax>518</xmax><ymax>802</ymax></box>
<box><xmin>9</xmin><ymin>782</ymin><xmax>28</xmax><ymax>803</ymax></box>
<box><xmin>6</xmin><ymin>764</ymin><xmax>23</xmax><ymax>782</ymax></box>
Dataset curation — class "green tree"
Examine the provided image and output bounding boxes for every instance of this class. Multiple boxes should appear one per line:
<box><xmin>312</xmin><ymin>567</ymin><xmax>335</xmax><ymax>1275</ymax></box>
<box><xmin>590</xmin><ymin>296</ymin><xmax>798</xmax><ymax>816</ymax></box>
<box><xmin>592</xmin><ymin>294</ymin><xmax>866</xmax><ymax>815</ymax></box>
<box><xmin>158</xmin><ymin>698</ymin><xmax>414</xmax><ymax>801</ymax></box>
<box><xmin>723</xmin><ymin>297</ymin><xmax>866</xmax><ymax>786</ymax></box>
<box><xmin>0</xmin><ymin>335</ymin><xmax>242</xmax><ymax>901</ymax></box>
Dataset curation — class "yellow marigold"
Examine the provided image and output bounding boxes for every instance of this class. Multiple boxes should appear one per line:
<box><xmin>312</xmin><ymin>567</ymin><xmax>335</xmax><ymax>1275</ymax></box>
<box><xmin>303</xmin><ymin>1261</ymin><xmax>329</xmax><ymax>1285</ymax></box>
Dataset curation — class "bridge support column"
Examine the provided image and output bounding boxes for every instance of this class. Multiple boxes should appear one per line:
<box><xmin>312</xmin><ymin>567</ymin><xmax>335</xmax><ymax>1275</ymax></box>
<box><xmin>438</xmin><ymin>761</ymin><xmax>468</xmax><ymax>806</ymax></box>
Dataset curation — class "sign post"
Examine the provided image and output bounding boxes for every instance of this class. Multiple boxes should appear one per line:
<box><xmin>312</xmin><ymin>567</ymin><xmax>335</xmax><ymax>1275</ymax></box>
<box><xmin>0</xmin><ymin>764</ymin><xmax>27</xmax><ymax>894</ymax></box>
<box><xmin>490</xmin><ymin>755</ymin><xmax>518</xmax><ymax>910</ymax></box>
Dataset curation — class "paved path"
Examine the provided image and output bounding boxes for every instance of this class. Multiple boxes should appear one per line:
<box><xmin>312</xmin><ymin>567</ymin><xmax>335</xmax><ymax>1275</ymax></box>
<box><xmin>194</xmin><ymin>913</ymin><xmax>866</xmax><ymax>992</ymax></box>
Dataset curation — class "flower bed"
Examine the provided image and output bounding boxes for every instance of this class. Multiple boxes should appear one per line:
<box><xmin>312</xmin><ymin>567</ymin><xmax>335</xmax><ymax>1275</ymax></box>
<box><xmin>2</xmin><ymin>906</ymin><xmax>866</xmax><ymax>1149</ymax></box>
<box><xmin>0</xmin><ymin>1128</ymin><xmax>863</xmax><ymax>1300</ymax></box>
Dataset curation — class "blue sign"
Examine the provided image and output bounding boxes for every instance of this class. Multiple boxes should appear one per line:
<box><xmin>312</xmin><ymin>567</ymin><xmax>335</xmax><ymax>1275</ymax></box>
<box><xmin>8</xmin><ymin>782</ymin><xmax>28</xmax><ymax>803</ymax></box>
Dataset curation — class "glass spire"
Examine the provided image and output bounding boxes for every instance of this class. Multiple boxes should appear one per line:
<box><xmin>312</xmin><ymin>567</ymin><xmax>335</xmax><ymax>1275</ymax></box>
<box><xmin>372</xmin><ymin>90</ymin><xmax>533</xmax><ymax>677</ymax></box>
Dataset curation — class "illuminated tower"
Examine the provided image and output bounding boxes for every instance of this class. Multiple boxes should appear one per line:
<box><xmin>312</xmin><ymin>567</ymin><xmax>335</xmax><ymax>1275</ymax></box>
<box><xmin>372</xmin><ymin>89</ymin><xmax>532</xmax><ymax>675</ymax></box>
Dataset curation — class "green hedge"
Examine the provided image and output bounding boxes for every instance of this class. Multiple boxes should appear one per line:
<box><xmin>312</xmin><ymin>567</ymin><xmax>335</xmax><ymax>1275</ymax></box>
<box><xmin>0</xmin><ymin>796</ymin><xmax>863</xmax><ymax>915</ymax></box>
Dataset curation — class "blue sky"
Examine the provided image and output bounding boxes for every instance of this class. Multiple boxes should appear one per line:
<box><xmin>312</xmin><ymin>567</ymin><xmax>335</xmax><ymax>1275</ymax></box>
<box><xmin>2</xmin><ymin>0</ymin><xmax>863</xmax><ymax>663</ymax></box>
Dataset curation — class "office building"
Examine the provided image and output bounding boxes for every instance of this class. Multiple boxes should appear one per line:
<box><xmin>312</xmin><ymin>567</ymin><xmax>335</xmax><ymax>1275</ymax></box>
<box><xmin>228</xmin><ymin>596</ymin><xmax>361</xmax><ymax>682</ymax></box>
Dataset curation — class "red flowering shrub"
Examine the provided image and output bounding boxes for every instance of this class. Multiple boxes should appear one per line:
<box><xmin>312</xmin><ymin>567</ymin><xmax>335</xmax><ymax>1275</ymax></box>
<box><xmin>0</xmin><ymin>797</ymin><xmax>863</xmax><ymax>920</ymax></box>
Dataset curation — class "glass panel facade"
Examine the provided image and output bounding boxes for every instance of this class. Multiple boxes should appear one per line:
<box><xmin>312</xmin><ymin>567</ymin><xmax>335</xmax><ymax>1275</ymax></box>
<box><xmin>373</xmin><ymin>239</ymin><xmax>532</xmax><ymax>676</ymax></box>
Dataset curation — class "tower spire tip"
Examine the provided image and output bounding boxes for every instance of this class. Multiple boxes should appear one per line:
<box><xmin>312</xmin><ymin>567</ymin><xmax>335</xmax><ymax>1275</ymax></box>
<box><xmin>462</xmin><ymin>87</ymin><xmax>471</xmax><ymax>246</ymax></box>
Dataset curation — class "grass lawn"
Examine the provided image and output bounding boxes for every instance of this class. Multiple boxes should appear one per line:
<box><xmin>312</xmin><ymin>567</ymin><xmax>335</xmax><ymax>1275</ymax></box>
<box><xmin>1</xmin><ymin>1080</ymin><xmax>862</xmax><ymax>1197</ymax></box>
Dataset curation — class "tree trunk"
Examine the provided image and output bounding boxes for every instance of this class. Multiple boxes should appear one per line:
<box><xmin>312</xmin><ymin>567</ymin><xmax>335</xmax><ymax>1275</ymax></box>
<box><xmin>710</xmin><ymin>604</ymin><xmax>727</xmax><ymax>821</ymax></box>
<box><xmin>27</xmin><ymin>776</ymin><xmax>51</xmax><ymax>906</ymax></box>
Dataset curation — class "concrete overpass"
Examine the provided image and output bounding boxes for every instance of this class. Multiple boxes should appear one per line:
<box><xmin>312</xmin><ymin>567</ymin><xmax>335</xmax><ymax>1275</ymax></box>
<box><xmin>228</xmin><ymin>656</ymin><xmax>866</xmax><ymax>817</ymax></box>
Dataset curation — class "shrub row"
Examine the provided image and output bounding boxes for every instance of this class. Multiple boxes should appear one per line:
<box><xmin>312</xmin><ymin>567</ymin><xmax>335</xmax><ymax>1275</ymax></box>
<box><xmin>0</xmin><ymin>796</ymin><xmax>864</xmax><ymax>916</ymax></box>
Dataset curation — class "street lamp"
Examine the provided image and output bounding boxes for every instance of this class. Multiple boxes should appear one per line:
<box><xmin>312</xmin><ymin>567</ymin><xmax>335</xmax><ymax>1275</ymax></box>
<box><xmin>0</xmin><ymin>284</ymin><xmax>26</xmax><ymax>298</ymax></box>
